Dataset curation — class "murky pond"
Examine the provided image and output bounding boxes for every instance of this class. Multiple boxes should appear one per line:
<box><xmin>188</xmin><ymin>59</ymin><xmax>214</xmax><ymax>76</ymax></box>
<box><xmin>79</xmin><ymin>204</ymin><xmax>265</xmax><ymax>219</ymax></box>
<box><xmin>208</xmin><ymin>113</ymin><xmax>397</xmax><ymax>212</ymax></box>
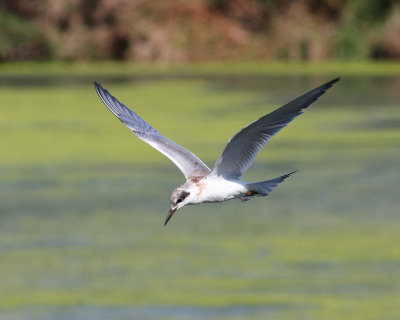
<box><xmin>0</xmin><ymin>70</ymin><xmax>399</xmax><ymax>320</ymax></box>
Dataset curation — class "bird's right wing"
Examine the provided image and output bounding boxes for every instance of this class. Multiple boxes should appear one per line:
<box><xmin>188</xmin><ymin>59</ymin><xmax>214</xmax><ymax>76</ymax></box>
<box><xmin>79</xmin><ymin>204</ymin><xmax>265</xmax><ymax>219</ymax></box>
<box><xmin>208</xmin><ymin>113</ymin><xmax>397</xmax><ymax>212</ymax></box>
<box><xmin>211</xmin><ymin>78</ymin><xmax>340</xmax><ymax>180</ymax></box>
<box><xmin>95</xmin><ymin>83</ymin><xmax>210</xmax><ymax>179</ymax></box>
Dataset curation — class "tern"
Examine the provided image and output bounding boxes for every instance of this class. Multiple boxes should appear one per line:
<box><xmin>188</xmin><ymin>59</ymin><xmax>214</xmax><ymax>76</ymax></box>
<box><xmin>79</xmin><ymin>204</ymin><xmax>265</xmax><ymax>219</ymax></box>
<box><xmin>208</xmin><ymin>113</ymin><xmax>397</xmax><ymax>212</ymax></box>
<box><xmin>94</xmin><ymin>78</ymin><xmax>339</xmax><ymax>225</ymax></box>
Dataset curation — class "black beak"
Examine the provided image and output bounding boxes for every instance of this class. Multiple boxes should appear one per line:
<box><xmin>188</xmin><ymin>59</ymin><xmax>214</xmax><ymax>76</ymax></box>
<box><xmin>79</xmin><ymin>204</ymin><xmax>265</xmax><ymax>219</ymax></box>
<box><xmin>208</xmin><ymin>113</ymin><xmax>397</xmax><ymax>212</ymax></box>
<box><xmin>164</xmin><ymin>207</ymin><xmax>177</xmax><ymax>226</ymax></box>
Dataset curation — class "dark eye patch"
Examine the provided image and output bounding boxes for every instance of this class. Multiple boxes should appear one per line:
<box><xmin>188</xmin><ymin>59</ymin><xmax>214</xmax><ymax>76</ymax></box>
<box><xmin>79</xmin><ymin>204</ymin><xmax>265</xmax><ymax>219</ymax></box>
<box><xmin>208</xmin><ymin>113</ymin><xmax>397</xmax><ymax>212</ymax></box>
<box><xmin>176</xmin><ymin>191</ymin><xmax>190</xmax><ymax>204</ymax></box>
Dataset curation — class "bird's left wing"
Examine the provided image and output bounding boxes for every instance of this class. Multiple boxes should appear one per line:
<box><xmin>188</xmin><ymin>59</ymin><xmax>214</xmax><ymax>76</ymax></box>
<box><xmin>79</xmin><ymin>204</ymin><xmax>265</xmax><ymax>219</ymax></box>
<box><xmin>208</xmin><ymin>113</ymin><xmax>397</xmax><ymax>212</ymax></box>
<box><xmin>95</xmin><ymin>82</ymin><xmax>210</xmax><ymax>179</ymax></box>
<box><xmin>211</xmin><ymin>78</ymin><xmax>340</xmax><ymax>180</ymax></box>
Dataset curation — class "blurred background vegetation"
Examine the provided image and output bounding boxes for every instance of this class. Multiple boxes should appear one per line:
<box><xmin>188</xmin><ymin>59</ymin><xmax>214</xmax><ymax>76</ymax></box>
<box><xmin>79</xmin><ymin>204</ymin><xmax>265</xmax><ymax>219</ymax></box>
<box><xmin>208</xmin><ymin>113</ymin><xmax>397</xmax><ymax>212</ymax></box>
<box><xmin>1</xmin><ymin>0</ymin><xmax>400</xmax><ymax>63</ymax></box>
<box><xmin>1</xmin><ymin>1</ymin><xmax>400</xmax><ymax>320</ymax></box>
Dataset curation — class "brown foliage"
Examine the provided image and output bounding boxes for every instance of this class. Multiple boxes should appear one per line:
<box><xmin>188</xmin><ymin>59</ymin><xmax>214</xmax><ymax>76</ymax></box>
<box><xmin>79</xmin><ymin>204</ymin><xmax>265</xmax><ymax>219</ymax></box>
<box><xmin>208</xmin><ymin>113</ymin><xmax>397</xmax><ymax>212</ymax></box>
<box><xmin>1</xmin><ymin>0</ymin><xmax>399</xmax><ymax>61</ymax></box>
<box><xmin>371</xmin><ymin>4</ymin><xmax>400</xmax><ymax>59</ymax></box>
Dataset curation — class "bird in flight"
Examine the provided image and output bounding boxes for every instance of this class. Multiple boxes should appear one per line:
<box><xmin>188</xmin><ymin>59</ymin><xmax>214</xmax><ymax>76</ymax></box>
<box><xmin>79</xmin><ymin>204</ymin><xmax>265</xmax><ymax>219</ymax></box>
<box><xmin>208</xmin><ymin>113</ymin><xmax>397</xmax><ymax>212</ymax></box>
<box><xmin>95</xmin><ymin>78</ymin><xmax>339</xmax><ymax>225</ymax></box>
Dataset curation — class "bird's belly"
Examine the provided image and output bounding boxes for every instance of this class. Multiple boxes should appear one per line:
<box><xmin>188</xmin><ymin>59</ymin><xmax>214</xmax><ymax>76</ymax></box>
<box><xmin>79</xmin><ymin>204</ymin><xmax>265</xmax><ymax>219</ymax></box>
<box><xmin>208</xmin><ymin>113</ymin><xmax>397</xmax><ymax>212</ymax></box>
<box><xmin>194</xmin><ymin>178</ymin><xmax>247</xmax><ymax>203</ymax></box>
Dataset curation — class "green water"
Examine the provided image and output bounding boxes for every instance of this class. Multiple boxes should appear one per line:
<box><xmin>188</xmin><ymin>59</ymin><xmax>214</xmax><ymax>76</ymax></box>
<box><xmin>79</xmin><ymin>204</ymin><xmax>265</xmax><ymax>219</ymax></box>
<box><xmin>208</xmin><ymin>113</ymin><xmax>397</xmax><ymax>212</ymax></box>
<box><xmin>0</xmin><ymin>69</ymin><xmax>399</xmax><ymax>319</ymax></box>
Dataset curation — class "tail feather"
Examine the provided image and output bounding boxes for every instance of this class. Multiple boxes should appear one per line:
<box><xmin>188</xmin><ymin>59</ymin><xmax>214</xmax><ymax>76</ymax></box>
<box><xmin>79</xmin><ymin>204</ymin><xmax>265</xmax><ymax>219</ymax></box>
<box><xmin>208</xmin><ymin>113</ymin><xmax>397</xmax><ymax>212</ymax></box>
<box><xmin>242</xmin><ymin>170</ymin><xmax>296</xmax><ymax>201</ymax></box>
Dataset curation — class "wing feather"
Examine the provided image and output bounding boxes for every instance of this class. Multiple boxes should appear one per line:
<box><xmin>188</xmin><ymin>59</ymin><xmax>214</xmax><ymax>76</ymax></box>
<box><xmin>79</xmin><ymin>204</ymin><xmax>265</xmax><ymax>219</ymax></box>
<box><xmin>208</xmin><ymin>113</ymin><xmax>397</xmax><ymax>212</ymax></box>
<box><xmin>94</xmin><ymin>82</ymin><xmax>210</xmax><ymax>179</ymax></box>
<box><xmin>211</xmin><ymin>78</ymin><xmax>340</xmax><ymax>179</ymax></box>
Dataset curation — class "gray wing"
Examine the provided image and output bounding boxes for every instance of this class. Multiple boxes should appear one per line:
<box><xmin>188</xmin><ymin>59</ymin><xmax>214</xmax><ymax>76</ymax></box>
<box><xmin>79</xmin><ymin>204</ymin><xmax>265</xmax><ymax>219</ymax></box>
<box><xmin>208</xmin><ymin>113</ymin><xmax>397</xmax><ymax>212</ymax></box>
<box><xmin>94</xmin><ymin>82</ymin><xmax>210</xmax><ymax>179</ymax></box>
<box><xmin>211</xmin><ymin>78</ymin><xmax>340</xmax><ymax>179</ymax></box>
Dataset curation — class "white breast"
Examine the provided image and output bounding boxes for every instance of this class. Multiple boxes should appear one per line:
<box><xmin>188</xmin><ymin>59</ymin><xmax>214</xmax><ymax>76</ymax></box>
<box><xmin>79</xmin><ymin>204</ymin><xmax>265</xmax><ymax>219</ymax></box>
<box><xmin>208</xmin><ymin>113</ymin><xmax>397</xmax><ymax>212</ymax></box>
<box><xmin>192</xmin><ymin>176</ymin><xmax>248</xmax><ymax>203</ymax></box>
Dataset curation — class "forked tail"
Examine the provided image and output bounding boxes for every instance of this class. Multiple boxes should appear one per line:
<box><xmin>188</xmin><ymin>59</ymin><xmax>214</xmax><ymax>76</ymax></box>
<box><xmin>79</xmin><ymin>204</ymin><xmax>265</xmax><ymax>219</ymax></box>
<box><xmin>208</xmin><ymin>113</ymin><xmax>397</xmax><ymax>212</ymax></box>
<box><xmin>242</xmin><ymin>170</ymin><xmax>297</xmax><ymax>201</ymax></box>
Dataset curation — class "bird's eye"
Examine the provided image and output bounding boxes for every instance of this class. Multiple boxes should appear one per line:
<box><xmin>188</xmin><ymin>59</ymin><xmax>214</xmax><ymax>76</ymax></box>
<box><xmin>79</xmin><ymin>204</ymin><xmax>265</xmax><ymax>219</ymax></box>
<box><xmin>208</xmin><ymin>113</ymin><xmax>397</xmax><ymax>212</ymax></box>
<box><xmin>175</xmin><ymin>191</ymin><xmax>190</xmax><ymax>205</ymax></box>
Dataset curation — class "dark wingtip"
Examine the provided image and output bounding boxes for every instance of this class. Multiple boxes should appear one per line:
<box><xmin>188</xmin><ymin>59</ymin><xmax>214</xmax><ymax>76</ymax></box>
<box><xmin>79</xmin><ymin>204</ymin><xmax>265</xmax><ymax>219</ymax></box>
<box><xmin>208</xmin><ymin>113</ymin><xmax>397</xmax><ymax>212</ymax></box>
<box><xmin>320</xmin><ymin>77</ymin><xmax>340</xmax><ymax>89</ymax></box>
<box><xmin>282</xmin><ymin>170</ymin><xmax>297</xmax><ymax>180</ymax></box>
<box><xmin>94</xmin><ymin>82</ymin><xmax>101</xmax><ymax>94</ymax></box>
<box><xmin>94</xmin><ymin>81</ymin><xmax>103</xmax><ymax>91</ymax></box>
<box><xmin>325</xmin><ymin>77</ymin><xmax>340</xmax><ymax>88</ymax></box>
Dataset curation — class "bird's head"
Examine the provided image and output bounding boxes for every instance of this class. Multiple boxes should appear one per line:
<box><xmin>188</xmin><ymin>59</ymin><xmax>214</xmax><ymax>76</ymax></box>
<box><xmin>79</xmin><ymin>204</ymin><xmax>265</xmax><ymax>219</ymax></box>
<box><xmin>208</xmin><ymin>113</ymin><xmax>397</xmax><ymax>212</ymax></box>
<box><xmin>165</xmin><ymin>184</ymin><xmax>192</xmax><ymax>226</ymax></box>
